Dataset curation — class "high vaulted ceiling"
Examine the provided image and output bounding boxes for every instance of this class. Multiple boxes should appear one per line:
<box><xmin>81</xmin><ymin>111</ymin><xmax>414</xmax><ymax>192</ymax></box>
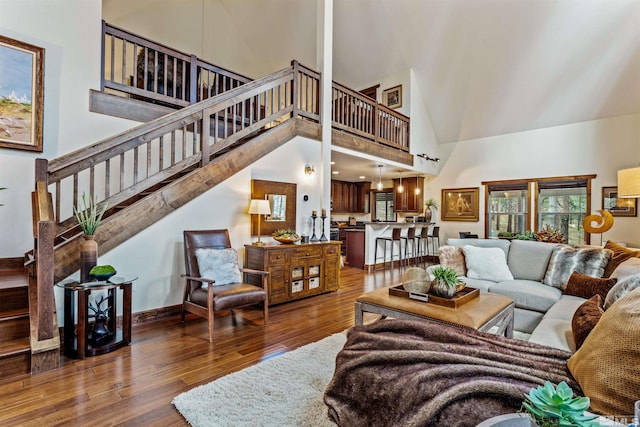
<box><xmin>218</xmin><ymin>0</ymin><xmax>640</xmax><ymax>145</ymax></box>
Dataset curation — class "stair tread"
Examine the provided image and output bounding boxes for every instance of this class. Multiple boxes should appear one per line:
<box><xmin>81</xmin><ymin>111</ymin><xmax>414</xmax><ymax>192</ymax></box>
<box><xmin>0</xmin><ymin>270</ymin><xmax>28</xmax><ymax>290</ymax></box>
<box><xmin>0</xmin><ymin>337</ymin><xmax>30</xmax><ymax>356</ymax></box>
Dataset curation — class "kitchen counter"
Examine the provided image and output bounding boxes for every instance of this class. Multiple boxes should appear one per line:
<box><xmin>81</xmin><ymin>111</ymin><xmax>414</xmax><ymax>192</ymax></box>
<box><xmin>364</xmin><ymin>222</ymin><xmax>435</xmax><ymax>270</ymax></box>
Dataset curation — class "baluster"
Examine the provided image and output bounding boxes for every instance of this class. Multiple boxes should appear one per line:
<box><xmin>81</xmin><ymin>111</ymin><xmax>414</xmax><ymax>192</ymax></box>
<box><xmin>89</xmin><ymin>166</ymin><xmax>95</xmax><ymax>198</ymax></box>
<box><xmin>159</xmin><ymin>135</ymin><xmax>164</xmax><ymax>172</ymax></box>
<box><xmin>109</xmin><ymin>34</ymin><xmax>115</xmax><ymax>83</ymax></box>
<box><xmin>133</xmin><ymin>147</ymin><xmax>139</xmax><ymax>184</ymax></box>
<box><xmin>121</xmin><ymin>37</ymin><xmax>126</xmax><ymax>84</ymax></box>
<box><xmin>201</xmin><ymin>111</ymin><xmax>210</xmax><ymax>166</ymax></box>
<box><xmin>170</xmin><ymin>131</ymin><xmax>176</xmax><ymax>166</ymax></box>
<box><xmin>120</xmin><ymin>152</ymin><xmax>125</xmax><ymax>191</ymax></box>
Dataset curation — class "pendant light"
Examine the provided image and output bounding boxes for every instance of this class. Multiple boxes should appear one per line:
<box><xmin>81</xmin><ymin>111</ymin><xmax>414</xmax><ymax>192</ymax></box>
<box><xmin>377</xmin><ymin>164</ymin><xmax>383</xmax><ymax>190</ymax></box>
<box><xmin>415</xmin><ymin>174</ymin><xmax>421</xmax><ymax>195</ymax></box>
<box><xmin>397</xmin><ymin>171</ymin><xmax>404</xmax><ymax>193</ymax></box>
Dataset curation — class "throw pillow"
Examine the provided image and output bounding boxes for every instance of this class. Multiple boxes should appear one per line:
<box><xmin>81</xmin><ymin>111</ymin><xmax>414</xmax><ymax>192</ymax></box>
<box><xmin>568</xmin><ymin>287</ymin><xmax>640</xmax><ymax>415</ymax></box>
<box><xmin>437</xmin><ymin>246</ymin><xmax>466</xmax><ymax>276</ymax></box>
<box><xmin>571</xmin><ymin>294</ymin><xmax>604</xmax><ymax>350</ymax></box>
<box><xmin>563</xmin><ymin>271</ymin><xmax>617</xmax><ymax>301</ymax></box>
<box><xmin>603</xmin><ymin>273</ymin><xmax>640</xmax><ymax>310</ymax></box>
<box><xmin>602</xmin><ymin>240</ymin><xmax>640</xmax><ymax>278</ymax></box>
<box><xmin>461</xmin><ymin>245</ymin><xmax>513</xmax><ymax>282</ymax></box>
<box><xmin>610</xmin><ymin>257</ymin><xmax>640</xmax><ymax>281</ymax></box>
<box><xmin>195</xmin><ymin>248</ymin><xmax>242</xmax><ymax>288</ymax></box>
<box><xmin>542</xmin><ymin>246</ymin><xmax>612</xmax><ymax>290</ymax></box>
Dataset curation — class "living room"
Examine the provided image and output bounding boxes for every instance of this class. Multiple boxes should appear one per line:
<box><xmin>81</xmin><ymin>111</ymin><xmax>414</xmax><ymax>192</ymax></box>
<box><xmin>1</xmin><ymin>0</ymin><xmax>640</xmax><ymax>425</ymax></box>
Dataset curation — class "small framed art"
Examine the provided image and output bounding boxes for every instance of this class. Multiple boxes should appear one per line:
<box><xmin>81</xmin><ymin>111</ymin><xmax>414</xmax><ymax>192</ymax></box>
<box><xmin>382</xmin><ymin>85</ymin><xmax>402</xmax><ymax>109</ymax></box>
<box><xmin>602</xmin><ymin>186</ymin><xmax>637</xmax><ymax>217</ymax></box>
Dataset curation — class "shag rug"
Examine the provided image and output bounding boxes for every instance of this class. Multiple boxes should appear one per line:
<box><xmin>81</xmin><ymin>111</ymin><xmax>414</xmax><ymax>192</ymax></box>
<box><xmin>172</xmin><ymin>333</ymin><xmax>347</xmax><ymax>427</ymax></box>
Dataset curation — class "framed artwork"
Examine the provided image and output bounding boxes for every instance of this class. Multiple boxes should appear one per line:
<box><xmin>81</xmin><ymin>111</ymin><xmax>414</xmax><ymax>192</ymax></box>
<box><xmin>0</xmin><ymin>35</ymin><xmax>44</xmax><ymax>152</ymax></box>
<box><xmin>442</xmin><ymin>187</ymin><xmax>480</xmax><ymax>221</ymax></box>
<box><xmin>602</xmin><ymin>186</ymin><xmax>637</xmax><ymax>217</ymax></box>
<box><xmin>382</xmin><ymin>85</ymin><xmax>402</xmax><ymax>109</ymax></box>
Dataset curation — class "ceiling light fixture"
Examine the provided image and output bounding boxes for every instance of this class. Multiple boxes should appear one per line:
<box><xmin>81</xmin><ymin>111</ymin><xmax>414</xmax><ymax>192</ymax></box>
<box><xmin>417</xmin><ymin>153</ymin><xmax>440</xmax><ymax>162</ymax></box>
<box><xmin>377</xmin><ymin>164</ymin><xmax>383</xmax><ymax>190</ymax></box>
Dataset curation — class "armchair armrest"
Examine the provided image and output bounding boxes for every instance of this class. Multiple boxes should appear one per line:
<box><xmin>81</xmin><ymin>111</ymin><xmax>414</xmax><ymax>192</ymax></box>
<box><xmin>180</xmin><ymin>274</ymin><xmax>215</xmax><ymax>284</ymax></box>
<box><xmin>240</xmin><ymin>268</ymin><xmax>269</xmax><ymax>276</ymax></box>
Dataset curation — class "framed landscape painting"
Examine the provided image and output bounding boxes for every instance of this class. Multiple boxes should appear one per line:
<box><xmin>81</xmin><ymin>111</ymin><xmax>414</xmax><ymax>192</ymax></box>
<box><xmin>0</xmin><ymin>35</ymin><xmax>44</xmax><ymax>152</ymax></box>
<box><xmin>602</xmin><ymin>186</ymin><xmax>637</xmax><ymax>217</ymax></box>
<box><xmin>382</xmin><ymin>85</ymin><xmax>402</xmax><ymax>109</ymax></box>
<box><xmin>442</xmin><ymin>187</ymin><xmax>480</xmax><ymax>221</ymax></box>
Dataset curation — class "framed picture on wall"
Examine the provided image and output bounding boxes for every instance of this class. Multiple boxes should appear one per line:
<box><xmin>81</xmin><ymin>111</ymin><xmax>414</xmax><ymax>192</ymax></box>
<box><xmin>382</xmin><ymin>85</ymin><xmax>402</xmax><ymax>109</ymax></box>
<box><xmin>0</xmin><ymin>35</ymin><xmax>45</xmax><ymax>152</ymax></box>
<box><xmin>602</xmin><ymin>186</ymin><xmax>637</xmax><ymax>217</ymax></box>
<box><xmin>441</xmin><ymin>187</ymin><xmax>480</xmax><ymax>221</ymax></box>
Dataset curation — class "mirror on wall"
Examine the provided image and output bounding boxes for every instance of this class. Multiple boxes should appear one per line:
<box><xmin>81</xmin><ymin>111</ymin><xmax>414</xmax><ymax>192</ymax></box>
<box><xmin>266</xmin><ymin>194</ymin><xmax>287</xmax><ymax>222</ymax></box>
<box><xmin>251</xmin><ymin>179</ymin><xmax>297</xmax><ymax>236</ymax></box>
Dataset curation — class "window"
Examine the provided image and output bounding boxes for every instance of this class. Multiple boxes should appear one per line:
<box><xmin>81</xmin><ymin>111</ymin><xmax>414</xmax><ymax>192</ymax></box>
<box><xmin>537</xmin><ymin>178</ymin><xmax>589</xmax><ymax>245</ymax></box>
<box><xmin>483</xmin><ymin>174</ymin><xmax>595</xmax><ymax>244</ymax></box>
<box><xmin>486</xmin><ymin>182</ymin><xmax>529</xmax><ymax>238</ymax></box>
<box><xmin>373</xmin><ymin>191</ymin><xmax>395</xmax><ymax>222</ymax></box>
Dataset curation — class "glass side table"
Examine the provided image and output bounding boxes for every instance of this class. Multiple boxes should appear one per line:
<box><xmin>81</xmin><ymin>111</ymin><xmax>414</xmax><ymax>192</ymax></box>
<box><xmin>56</xmin><ymin>274</ymin><xmax>137</xmax><ymax>359</ymax></box>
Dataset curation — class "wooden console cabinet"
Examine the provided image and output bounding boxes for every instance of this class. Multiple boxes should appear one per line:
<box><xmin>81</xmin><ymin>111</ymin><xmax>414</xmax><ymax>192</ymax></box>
<box><xmin>244</xmin><ymin>242</ymin><xmax>341</xmax><ymax>305</ymax></box>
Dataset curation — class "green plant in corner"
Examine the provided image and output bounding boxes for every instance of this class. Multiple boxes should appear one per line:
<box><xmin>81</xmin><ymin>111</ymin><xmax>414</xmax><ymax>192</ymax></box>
<box><xmin>522</xmin><ymin>381</ymin><xmax>598</xmax><ymax>427</ymax></box>
<box><xmin>73</xmin><ymin>192</ymin><xmax>108</xmax><ymax>235</ymax></box>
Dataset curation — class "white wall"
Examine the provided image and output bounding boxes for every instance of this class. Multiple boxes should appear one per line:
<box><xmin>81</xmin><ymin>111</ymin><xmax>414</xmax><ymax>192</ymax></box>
<box><xmin>431</xmin><ymin>113</ymin><xmax>640</xmax><ymax>247</ymax></box>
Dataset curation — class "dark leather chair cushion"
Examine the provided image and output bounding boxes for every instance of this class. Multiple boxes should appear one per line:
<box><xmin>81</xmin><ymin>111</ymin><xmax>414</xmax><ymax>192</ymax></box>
<box><xmin>191</xmin><ymin>284</ymin><xmax>267</xmax><ymax>311</ymax></box>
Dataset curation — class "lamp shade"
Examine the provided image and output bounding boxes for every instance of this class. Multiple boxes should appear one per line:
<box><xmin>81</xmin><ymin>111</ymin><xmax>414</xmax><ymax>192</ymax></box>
<box><xmin>248</xmin><ymin>199</ymin><xmax>271</xmax><ymax>215</ymax></box>
<box><xmin>618</xmin><ymin>167</ymin><xmax>640</xmax><ymax>198</ymax></box>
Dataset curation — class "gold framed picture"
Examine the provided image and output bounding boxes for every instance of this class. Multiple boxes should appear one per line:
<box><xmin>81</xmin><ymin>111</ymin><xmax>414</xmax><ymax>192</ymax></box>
<box><xmin>602</xmin><ymin>186</ymin><xmax>637</xmax><ymax>217</ymax></box>
<box><xmin>382</xmin><ymin>85</ymin><xmax>402</xmax><ymax>109</ymax></box>
<box><xmin>0</xmin><ymin>35</ymin><xmax>45</xmax><ymax>152</ymax></box>
<box><xmin>442</xmin><ymin>187</ymin><xmax>480</xmax><ymax>221</ymax></box>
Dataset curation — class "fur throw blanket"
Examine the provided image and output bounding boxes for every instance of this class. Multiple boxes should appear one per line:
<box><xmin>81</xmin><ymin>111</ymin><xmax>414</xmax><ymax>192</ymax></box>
<box><xmin>324</xmin><ymin>319</ymin><xmax>579</xmax><ymax>427</ymax></box>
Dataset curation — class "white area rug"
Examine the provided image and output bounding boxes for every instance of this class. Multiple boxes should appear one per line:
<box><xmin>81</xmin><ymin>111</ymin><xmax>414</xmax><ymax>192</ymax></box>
<box><xmin>172</xmin><ymin>333</ymin><xmax>347</xmax><ymax>427</ymax></box>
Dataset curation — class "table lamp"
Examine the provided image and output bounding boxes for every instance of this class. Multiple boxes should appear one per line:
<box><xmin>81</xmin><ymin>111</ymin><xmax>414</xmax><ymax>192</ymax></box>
<box><xmin>248</xmin><ymin>199</ymin><xmax>271</xmax><ymax>246</ymax></box>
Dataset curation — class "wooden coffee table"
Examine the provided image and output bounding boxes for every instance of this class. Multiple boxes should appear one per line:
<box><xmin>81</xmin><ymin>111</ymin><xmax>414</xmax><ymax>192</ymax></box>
<box><xmin>355</xmin><ymin>287</ymin><xmax>515</xmax><ymax>337</ymax></box>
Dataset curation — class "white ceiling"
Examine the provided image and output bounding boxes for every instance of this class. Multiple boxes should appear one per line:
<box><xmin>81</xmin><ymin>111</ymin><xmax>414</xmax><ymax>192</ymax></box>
<box><xmin>219</xmin><ymin>0</ymin><xmax>640</xmax><ymax>145</ymax></box>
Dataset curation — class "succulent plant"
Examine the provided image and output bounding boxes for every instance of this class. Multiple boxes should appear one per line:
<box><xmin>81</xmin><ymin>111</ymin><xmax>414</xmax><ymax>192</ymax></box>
<box><xmin>431</xmin><ymin>266</ymin><xmax>462</xmax><ymax>288</ymax></box>
<box><xmin>516</xmin><ymin>230</ymin><xmax>538</xmax><ymax>241</ymax></box>
<box><xmin>73</xmin><ymin>192</ymin><xmax>108</xmax><ymax>235</ymax></box>
<box><xmin>522</xmin><ymin>381</ymin><xmax>598</xmax><ymax>427</ymax></box>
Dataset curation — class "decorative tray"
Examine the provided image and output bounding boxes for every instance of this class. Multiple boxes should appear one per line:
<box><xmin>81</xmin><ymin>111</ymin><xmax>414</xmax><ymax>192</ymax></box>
<box><xmin>389</xmin><ymin>285</ymin><xmax>480</xmax><ymax>308</ymax></box>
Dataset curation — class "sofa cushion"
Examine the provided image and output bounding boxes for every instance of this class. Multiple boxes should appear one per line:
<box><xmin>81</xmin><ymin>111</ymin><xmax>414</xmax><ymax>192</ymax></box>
<box><xmin>507</xmin><ymin>240</ymin><xmax>559</xmax><ymax>281</ymax></box>
<box><xmin>568</xmin><ymin>288</ymin><xmax>640</xmax><ymax>415</ymax></box>
<box><xmin>437</xmin><ymin>246</ymin><xmax>466</xmax><ymax>276</ymax></box>
<box><xmin>462</xmin><ymin>245</ymin><xmax>513</xmax><ymax>282</ymax></box>
<box><xmin>603</xmin><ymin>273</ymin><xmax>640</xmax><ymax>310</ymax></box>
<box><xmin>571</xmin><ymin>294</ymin><xmax>604</xmax><ymax>350</ymax></box>
<box><xmin>446</xmin><ymin>238</ymin><xmax>510</xmax><ymax>257</ymax></box>
<box><xmin>542</xmin><ymin>246</ymin><xmax>612</xmax><ymax>290</ymax></box>
<box><xmin>603</xmin><ymin>240</ymin><xmax>640</xmax><ymax>278</ymax></box>
<box><xmin>563</xmin><ymin>271</ymin><xmax>617</xmax><ymax>302</ymax></box>
<box><xmin>542</xmin><ymin>295</ymin><xmax>586</xmax><ymax>322</ymax></box>
<box><xmin>488</xmin><ymin>279</ymin><xmax>562</xmax><ymax>313</ymax></box>
<box><xmin>457</xmin><ymin>277</ymin><xmax>495</xmax><ymax>292</ymax></box>
<box><xmin>528</xmin><ymin>318</ymin><xmax>575</xmax><ymax>352</ymax></box>
<box><xmin>610</xmin><ymin>257</ymin><xmax>640</xmax><ymax>281</ymax></box>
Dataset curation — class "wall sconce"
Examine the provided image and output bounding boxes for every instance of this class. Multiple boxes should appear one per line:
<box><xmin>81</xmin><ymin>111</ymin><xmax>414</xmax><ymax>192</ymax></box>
<box><xmin>248</xmin><ymin>199</ymin><xmax>271</xmax><ymax>246</ymax></box>
<box><xmin>618</xmin><ymin>167</ymin><xmax>640</xmax><ymax>198</ymax></box>
<box><xmin>304</xmin><ymin>164</ymin><xmax>315</xmax><ymax>176</ymax></box>
<box><xmin>417</xmin><ymin>153</ymin><xmax>440</xmax><ymax>162</ymax></box>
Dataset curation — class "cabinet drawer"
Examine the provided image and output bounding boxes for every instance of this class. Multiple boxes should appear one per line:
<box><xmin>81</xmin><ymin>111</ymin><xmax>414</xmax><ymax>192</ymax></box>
<box><xmin>291</xmin><ymin>247</ymin><xmax>322</xmax><ymax>260</ymax></box>
<box><xmin>324</xmin><ymin>245</ymin><xmax>339</xmax><ymax>257</ymax></box>
<box><xmin>268</xmin><ymin>250</ymin><xmax>287</xmax><ymax>265</ymax></box>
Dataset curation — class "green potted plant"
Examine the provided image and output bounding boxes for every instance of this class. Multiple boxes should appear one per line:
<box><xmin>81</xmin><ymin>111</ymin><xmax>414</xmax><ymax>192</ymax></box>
<box><xmin>424</xmin><ymin>198</ymin><xmax>438</xmax><ymax>223</ymax></box>
<box><xmin>73</xmin><ymin>192</ymin><xmax>108</xmax><ymax>282</ymax></box>
<box><xmin>272</xmin><ymin>228</ymin><xmax>300</xmax><ymax>244</ymax></box>
<box><xmin>522</xmin><ymin>381</ymin><xmax>598</xmax><ymax>427</ymax></box>
<box><xmin>430</xmin><ymin>265</ymin><xmax>464</xmax><ymax>299</ymax></box>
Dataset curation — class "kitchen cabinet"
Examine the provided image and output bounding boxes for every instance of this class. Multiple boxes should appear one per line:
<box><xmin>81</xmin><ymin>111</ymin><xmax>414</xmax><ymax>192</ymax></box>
<box><xmin>345</xmin><ymin>230</ymin><xmax>365</xmax><ymax>269</ymax></box>
<box><xmin>331</xmin><ymin>180</ymin><xmax>369</xmax><ymax>213</ymax></box>
<box><xmin>393</xmin><ymin>177</ymin><xmax>425</xmax><ymax>212</ymax></box>
<box><xmin>244</xmin><ymin>242</ymin><xmax>340</xmax><ymax>305</ymax></box>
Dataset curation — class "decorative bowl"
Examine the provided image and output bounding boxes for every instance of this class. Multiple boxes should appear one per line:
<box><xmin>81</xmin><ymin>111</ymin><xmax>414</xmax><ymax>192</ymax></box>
<box><xmin>92</xmin><ymin>271</ymin><xmax>116</xmax><ymax>281</ymax></box>
<box><xmin>402</xmin><ymin>280</ymin><xmax>431</xmax><ymax>294</ymax></box>
<box><xmin>274</xmin><ymin>236</ymin><xmax>301</xmax><ymax>244</ymax></box>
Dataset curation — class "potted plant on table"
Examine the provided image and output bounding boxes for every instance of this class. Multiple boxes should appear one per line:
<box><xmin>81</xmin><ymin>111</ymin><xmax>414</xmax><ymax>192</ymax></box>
<box><xmin>430</xmin><ymin>266</ymin><xmax>465</xmax><ymax>299</ymax></box>
<box><xmin>522</xmin><ymin>381</ymin><xmax>598</xmax><ymax>426</ymax></box>
<box><xmin>424</xmin><ymin>198</ymin><xmax>438</xmax><ymax>223</ymax></box>
<box><xmin>74</xmin><ymin>192</ymin><xmax>108</xmax><ymax>282</ymax></box>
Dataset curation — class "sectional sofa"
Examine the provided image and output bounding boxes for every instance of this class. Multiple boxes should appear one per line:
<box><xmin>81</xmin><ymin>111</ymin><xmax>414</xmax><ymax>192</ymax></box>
<box><xmin>428</xmin><ymin>238</ymin><xmax>640</xmax><ymax>352</ymax></box>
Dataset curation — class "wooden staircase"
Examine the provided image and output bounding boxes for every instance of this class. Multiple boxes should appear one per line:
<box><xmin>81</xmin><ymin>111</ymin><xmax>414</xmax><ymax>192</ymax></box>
<box><xmin>0</xmin><ymin>259</ymin><xmax>31</xmax><ymax>378</ymax></box>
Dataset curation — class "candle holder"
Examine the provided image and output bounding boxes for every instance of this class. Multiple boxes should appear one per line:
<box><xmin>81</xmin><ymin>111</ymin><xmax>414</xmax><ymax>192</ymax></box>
<box><xmin>320</xmin><ymin>214</ymin><xmax>328</xmax><ymax>241</ymax></box>
<box><xmin>310</xmin><ymin>214</ymin><xmax>319</xmax><ymax>242</ymax></box>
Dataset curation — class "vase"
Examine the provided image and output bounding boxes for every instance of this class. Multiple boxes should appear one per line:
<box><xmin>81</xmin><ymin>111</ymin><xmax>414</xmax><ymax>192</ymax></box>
<box><xmin>430</xmin><ymin>279</ymin><xmax>457</xmax><ymax>299</ymax></box>
<box><xmin>80</xmin><ymin>235</ymin><xmax>98</xmax><ymax>283</ymax></box>
<box><xmin>424</xmin><ymin>208</ymin><xmax>433</xmax><ymax>223</ymax></box>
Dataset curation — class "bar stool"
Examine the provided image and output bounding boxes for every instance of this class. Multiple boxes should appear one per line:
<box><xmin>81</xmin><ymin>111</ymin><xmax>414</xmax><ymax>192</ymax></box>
<box><xmin>401</xmin><ymin>227</ymin><xmax>418</xmax><ymax>266</ymax></box>
<box><xmin>374</xmin><ymin>227</ymin><xmax>403</xmax><ymax>270</ymax></box>
<box><xmin>416</xmin><ymin>225</ymin><xmax>430</xmax><ymax>263</ymax></box>
<box><xmin>428</xmin><ymin>226</ymin><xmax>441</xmax><ymax>256</ymax></box>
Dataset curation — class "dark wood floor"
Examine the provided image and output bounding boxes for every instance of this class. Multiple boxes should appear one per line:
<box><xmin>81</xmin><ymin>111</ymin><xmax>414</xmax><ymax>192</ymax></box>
<box><xmin>0</xmin><ymin>265</ymin><xmax>413</xmax><ymax>426</ymax></box>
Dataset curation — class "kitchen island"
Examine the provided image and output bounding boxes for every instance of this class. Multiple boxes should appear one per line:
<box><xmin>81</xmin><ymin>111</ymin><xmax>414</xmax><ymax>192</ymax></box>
<box><xmin>364</xmin><ymin>222</ymin><xmax>435</xmax><ymax>271</ymax></box>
